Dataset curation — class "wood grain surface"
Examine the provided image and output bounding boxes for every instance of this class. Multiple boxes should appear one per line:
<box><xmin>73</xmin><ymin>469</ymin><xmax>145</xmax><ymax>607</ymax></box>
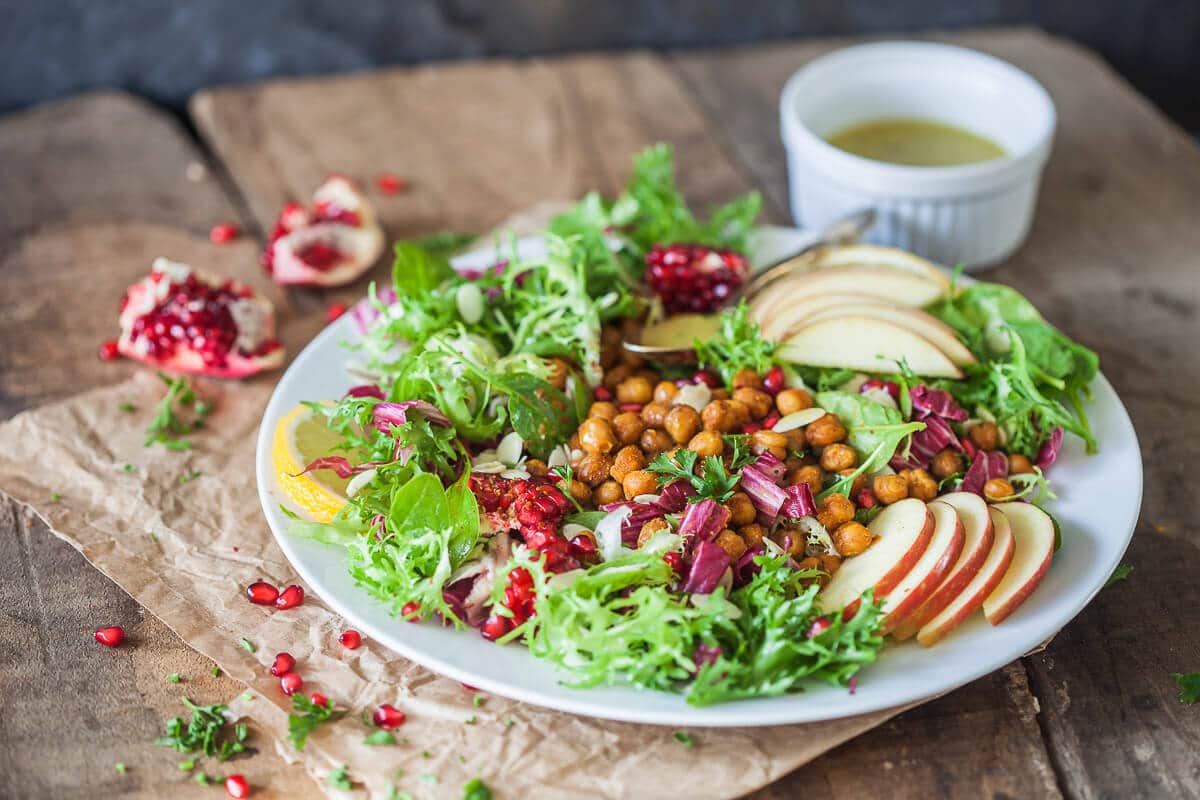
<box><xmin>2</xmin><ymin>26</ymin><xmax>1198</xmax><ymax>799</ymax></box>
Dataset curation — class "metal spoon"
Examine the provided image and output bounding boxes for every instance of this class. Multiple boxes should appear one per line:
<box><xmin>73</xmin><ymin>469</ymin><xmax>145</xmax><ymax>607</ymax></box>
<box><xmin>622</xmin><ymin>208</ymin><xmax>877</xmax><ymax>363</ymax></box>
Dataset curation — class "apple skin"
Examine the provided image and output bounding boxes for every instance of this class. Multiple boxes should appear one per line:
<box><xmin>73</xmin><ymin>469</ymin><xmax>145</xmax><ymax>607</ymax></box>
<box><xmin>982</xmin><ymin>502</ymin><xmax>1056</xmax><ymax>625</ymax></box>
<box><xmin>891</xmin><ymin>494</ymin><xmax>994</xmax><ymax>641</ymax></box>
<box><xmin>778</xmin><ymin>316</ymin><xmax>964</xmax><ymax>379</ymax></box>
<box><xmin>750</xmin><ymin>264</ymin><xmax>946</xmax><ymax>326</ymax></box>
<box><xmin>916</xmin><ymin>507</ymin><xmax>1015</xmax><ymax>648</ymax></box>
<box><xmin>821</xmin><ymin>498</ymin><xmax>934</xmax><ymax>617</ymax></box>
<box><xmin>878</xmin><ymin>501</ymin><xmax>964</xmax><ymax>635</ymax></box>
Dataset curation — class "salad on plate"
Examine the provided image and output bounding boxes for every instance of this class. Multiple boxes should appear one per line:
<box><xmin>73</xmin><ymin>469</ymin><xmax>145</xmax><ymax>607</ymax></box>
<box><xmin>273</xmin><ymin>144</ymin><xmax>1100</xmax><ymax>706</ymax></box>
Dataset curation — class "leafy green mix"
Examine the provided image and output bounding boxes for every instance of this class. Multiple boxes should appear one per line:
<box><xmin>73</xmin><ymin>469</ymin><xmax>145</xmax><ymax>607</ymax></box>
<box><xmin>693</xmin><ymin>300</ymin><xmax>778</xmax><ymax>385</ymax></box>
<box><xmin>814</xmin><ymin>391</ymin><xmax>925</xmax><ymax>498</ymax></box>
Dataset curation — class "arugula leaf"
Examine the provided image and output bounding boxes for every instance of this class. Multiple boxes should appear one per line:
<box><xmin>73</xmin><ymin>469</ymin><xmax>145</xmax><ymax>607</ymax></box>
<box><xmin>288</xmin><ymin>694</ymin><xmax>347</xmax><ymax>751</ymax></box>
<box><xmin>1172</xmin><ymin>672</ymin><xmax>1200</xmax><ymax>704</ymax></box>
<box><xmin>392</xmin><ymin>242</ymin><xmax>455</xmax><ymax>299</ymax></box>
<box><xmin>693</xmin><ymin>301</ymin><xmax>778</xmax><ymax>386</ymax></box>
<box><xmin>814</xmin><ymin>391</ymin><xmax>925</xmax><ymax>498</ymax></box>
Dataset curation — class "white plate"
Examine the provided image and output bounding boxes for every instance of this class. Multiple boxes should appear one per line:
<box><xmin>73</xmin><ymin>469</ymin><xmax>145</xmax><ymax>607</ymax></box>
<box><xmin>256</xmin><ymin>228</ymin><xmax>1141</xmax><ymax>727</ymax></box>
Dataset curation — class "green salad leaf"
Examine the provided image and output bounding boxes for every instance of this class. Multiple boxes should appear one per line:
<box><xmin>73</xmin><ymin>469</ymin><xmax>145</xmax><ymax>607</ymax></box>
<box><xmin>693</xmin><ymin>300</ymin><xmax>778</xmax><ymax>386</ymax></box>
<box><xmin>814</xmin><ymin>391</ymin><xmax>925</xmax><ymax>497</ymax></box>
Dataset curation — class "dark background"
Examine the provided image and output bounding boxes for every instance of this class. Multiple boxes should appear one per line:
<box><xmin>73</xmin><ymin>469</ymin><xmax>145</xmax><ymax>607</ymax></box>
<box><xmin>3</xmin><ymin>0</ymin><xmax>1199</xmax><ymax>134</ymax></box>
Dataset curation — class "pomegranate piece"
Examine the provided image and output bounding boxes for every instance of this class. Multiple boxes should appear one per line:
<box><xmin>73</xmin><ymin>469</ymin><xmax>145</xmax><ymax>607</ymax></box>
<box><xmin>763</xmin><ymin>366</ymin><xmax>786</xmax><ymax>395</ymax></box>
<box><xmin>692</xmin><ymin>369</ymin><xmax>721</xmax><ymax>388</ymax></box>
<box><xmin>270</xmin><ymin>652</ymin><xmax>295</xmax><ymax>676</ymax></box>
<box><xmin>94</xmin><ymin>626</ymin><xmax>126</xmax><ymax>647</ymax></box>
<box><xmin>663</xmin><ymin>551</ymin><xmax>685</xmax><ymax>573</ymax></box>
<box><xmin>372</xmin><ymin>703</ymin><xmax>407</xmax><ymax>729</ymax></box>
<box><xmin>480</xmin><ymin>613</ymin><xmax>513</xmax><ymax>641</ymax></box>
<box><xmin>116</xmin><ymin>258</ymin><xmax>284</xmax><ymax>379</ymax></box>
<box><xmin>98</xmin><ymin>339</ymin><xmax>120</xmax><ymax>361</ymax></box>
<box><xmin>263</xmin><ymin>176</ymin><xmax>384</xmax><ymax>287</ymax></box>
<box><xmin>806</xmin><ymin>616</ymin><xmax>832</xmax><ymax>639</ymax></box>
<box><xmin>275</xmin><ymin>584</ymin><xmax>305</xmax><ymax>610</ymax></box>
<box><xmin>209</xmin><ymin>222</ymin><xmax>241</xmax><ymax>244</ymax></box>
<box><xmin>245</xmin><ymin>580</ymin><xmax>280</xmax><ymax>606</ymax></box>
<box><xmin>338</xmin><ymin>630</ymin><xmax>361</xmax><ymax>650</ymax></box>
<box><xmin>324</xmin><ymin>302</ymin><xmax>347</xmax><ymax>322</ymax></box>
<box><xmin>400</xmin><ymin>601</ymin><xmax>421</xmax><ymax>622</ymax></box>
<box><xmin>645</xmin><ymin>243</ymin><xmax>749</xmax><ymax>314</ymax></box>
<box><xmin>225</xmin><ymin>774</ymin><xmax>251</xmax><ymax>798</ymax></box>
<box><xmin>310</xmin><ymin>692</ymin><xmax>329</xmax><ymax>708</ymax></box>
<box><xmin>279</xmin><ymin>672</ymin><xmax>303</xmax><ymax>695</ymax></box>
<box><xmin>375</xmin><ymin>173</ymin><xmax>406</xmax><ymax>195</ymax></box>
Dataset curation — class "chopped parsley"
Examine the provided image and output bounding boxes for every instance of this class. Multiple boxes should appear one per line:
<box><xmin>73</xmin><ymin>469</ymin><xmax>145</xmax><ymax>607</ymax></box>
<box><xmin>119</xmin><ymin>401</ymin><xmax>137</xmax><ymax>413</ymax></box>
<box><xmin>239</xmin><ymin>637</ymin><xmax>256</xmax><ymax>653</ymax></box>
<box><xmin>363</xmin><ymin>729</ymin><xmax>396</xmax><ymax>746</ymax></box>
<box><xmin>210</xmin><ymin>665</ymin><xmax>219</xmax><ymax>677</ymax></box>
<box><xmin>385</xmin><ymin>786</ymin><xmax>413</xmax><ymax>800</ymax></box>
<box><xmin>464</xmin><ymin>715</ymin><xmax>477</xmax><ymax>725</ymax></box>
<box><xmin>1105</xmin><ymin>564</ymin><xmax>1134</xmax><ymax>587</ymax></box>
<box><xmin>503</xmin><ymin>718</ymin><xmax>515</xmax><ymax>727</ymax></box>
<box><xmin>144</xmin><ymin>373</ymin><xmax>206</xmax><ymax>450</ymax></box>
<box><xmin>1172</xmin><ymin>672</ymin><xmax>1200</xmax><ymax>704</ymax></box>
<box><xmin>178</xmin><ymin>759</ymin><xmax>195</xmax><ymax>772</ymax></box>
<box><xmin>672</xmin><ymin>731</ymin><xmax>695</xmax><ymax>747</ymax></box>
<box><xmin>123</xmin><ymin>463</ymin><xmax>135</xmax><ymax>473</ymax></box>
<box><xmin>328</xmin><ymin>764</ymin><xmax>353</xmax><ymax>790</ymax></box>
<box><xmin>114</xmin><ymin>763</ymin><xmax>127</xmax><ymax>774</ymax></box>
<box><xmin>194</xmin><ymin>772</ymin><xmax>213</xmax><ymax>786</ymax></box>
<box><xmin>48</xmin><ymin>492</ymin><xmax>61</xmax><ymax>502</ymax></box>
<box><xmin>288</xmin><ymin>693</ymin><xmax>347</xmax><ymax>751</ymax></box>
<box><xmin>463</xmin><ymin>777</ymin><xmax>494</xmax><ymax>800</ymax></box>
<box><xmin>155</xmin><ymin>697</ymin><xmax>246</xmax><ymax>761</ymax></box>
<box><xmin>180</xmin><ymin>469</ymin><xmax>203</xmax><ymax>484</ymax></box>
<box><xmin>646</xmin><ymin>448</ymin><xmax>738</xmax><ymax>502</ymax></box>
<box><xmin>472</xmin><ymin>693</ymin><xmax>485</xmax><ymax>708</ymax></box>
<box><xmin>419</xmin><ymin>773</ymin><xmax>439</xmax><ymax>784</ymax></box>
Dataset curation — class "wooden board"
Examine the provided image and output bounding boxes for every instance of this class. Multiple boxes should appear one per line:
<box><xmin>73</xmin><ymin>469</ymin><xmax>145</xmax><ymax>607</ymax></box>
<box><xmin>2</xmin><ymin>26</ymin><xmax>1199</xmax><ymax>799</ymax></box>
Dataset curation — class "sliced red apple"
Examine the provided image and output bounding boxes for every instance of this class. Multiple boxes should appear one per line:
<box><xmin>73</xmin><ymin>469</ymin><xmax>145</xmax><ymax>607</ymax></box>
<box><xmin>877</xmin><ymin>501</ymin><xmax>964</xmax><ymax>634</ymax></box>
<box><xmin>892</xmin><ymin>493</ymin><xmax>994</xmax><ymax>640</ymax></box>
<box><xmin>805</xmin><ymin>244</ymin><xmax>952</xmax><ymax>287</ymax></box>
<box><xmin>791</xmin><ymin>304</ymin><xmax>976</xmax><ymax>367</ymax></box>
<box><xmin>819</xmin><ymin>498</ymin><xmax>933</xmax><ymax>616</ymax></box>
<box><xmin>750</xmin><ymin>265</ymin><xmax>946</xmax><ymax>324</ymax></box>
<box><xmin>754</xmin><ymin>291</ymin><xmax>868</xmax><ymax>339</ymax></box>
<box><xmin>778</xmin><ymin>316</ymin><xmax>964</xmax><ymax>379</ymax></box>
<box><xmin>982</xmin><ymin>502</ymin><xmax>1056</xmax><ymax>625</ymax></box>
<box><xmin>916</xmin><ymin>507</ymin><xmax>1014</xmax><ymax>647</ymax></box>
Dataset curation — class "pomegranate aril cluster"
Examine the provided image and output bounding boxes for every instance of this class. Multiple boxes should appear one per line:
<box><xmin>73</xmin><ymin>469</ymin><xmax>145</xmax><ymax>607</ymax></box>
<box><xmin>644</xmin><ymin>243</ymin><xmax>749</xmax><ymax>314</ymax></box>
<box><xmin>127</xmin><ymin>272</ymin><xmax>250</xmax><ymax>368</ymax></box>
<box><xmin>469</xmin><ymin>475</ymin><xmax>578</xmax><ymax>572</ymax></box>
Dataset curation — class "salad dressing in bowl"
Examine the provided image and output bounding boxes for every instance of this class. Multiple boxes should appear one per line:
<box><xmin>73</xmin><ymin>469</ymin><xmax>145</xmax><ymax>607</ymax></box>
<box><xmin>826</xmin><ymin>117</ymin><xmax>1006</xmax><ymax>167</ymax></box>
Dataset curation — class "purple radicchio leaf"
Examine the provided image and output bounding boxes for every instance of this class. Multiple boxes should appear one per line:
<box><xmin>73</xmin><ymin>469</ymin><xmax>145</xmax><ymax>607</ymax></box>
<box><xmin>733</xmin><ymin>544</ymin><xmax>766</xmax><ymax>587</ymax></box>
<box><xmin>738</xmin><ymin>465</ymin><xmax>788</xmax><ymax>525</ymax></box>
<box><xmin>372</xmin><ymin>400</ymin><xmax>452</xmax><ymax>434</ymax></box>
<box><xmin>890</xmin><ymin>416</ymin><xmax>961</xmax><ymax>471</ymax></box>
<box><xmin>656</xmin><ymin>480</ymin><xmax>698</xmax><ymax>513</ymax></box>
<box><xmin>299</xmin><ymin>456</ymin><xmax>376</xmax><ymax>479</ymax></box>
<box><xmin>780</xmin><ymin>483</ymin><xmax>816</xmax><ymax>519</ymax></box>
<box><xmin>344</xmin><ymin>384</ymin><xmax>386</xmax><ymax>400</ymax></box>
<box><xmin>681</xmin><ymin>540</ymin><xmax>731</xmax><ymax>594</ymax></box>
<box><xmin>750</xmin><ymin>451</ymin><xmax>787</xmax><ymax>482</ymax></box>
<box><xmin>1035</xmin><ymin>427</ymin><xmax>1064</xmax><ymax>470</ymax></box>
<box><xmin>910</xmin><ymin>385</ymin><xmax>968</xmax><ymax>421</ymax></box>
<box><xmin>677</xmin><ymin>499</ymin><xmax>731</xmax><ymax>547</ymax></box>
<box><xmin>960</xmin><ymin>450</ymin><xmax>1009</xmax><ymax>496</ymax></box>
<box><xmin>350</xmin><ymin>287</ymin><xmax>397</xmax><ymax>333</ymax></box>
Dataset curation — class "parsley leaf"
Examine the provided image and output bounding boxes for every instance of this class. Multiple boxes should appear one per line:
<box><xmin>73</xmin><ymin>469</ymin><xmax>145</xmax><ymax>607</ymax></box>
<box><xmin>645</xmin><ymin>449</ymin><xmax>738</xmax><ymax>502</ymax></box>
<box><xmin>144</xmin><ymin>373</ymin><xmax>207</xmax><ymax>450</ymax></box>
<box><xmin>1105</xmin><ymin>564</ymin><xmax>1134</xmax><ymax>587</ymax></box>
<box><xmin>1172</xmin><ymin>672</ymin><xmax>1200</xmax><ymax>704</ymax></box>
<box><xmin>287</xmin><ymin>693</ymin><xmax>347</xmax><ymax>751</ymax></box>
<box><xmin>463</xmin><ymin>777</ymin><xmax>494</xmax><ymax>800</ymax></box>
<box><xmin>155</xmin><ymin>697</ymin><xmax>245</xmax><ymax>761</ymax></box>
<box><xmin>114</xmin><ymin>763</ymin><xmax>127</xmax><ymax>774</ymax></box>
<box><xmin>167</xmin><ymin>672</ymin><xmax>181</xmax><ymax>683</ymax></box>
<box><xmin>672</xmin><ymin>731</ymin><xmax>694</xmax><ymax>747</ymax></box>
<box><xmin>327</xmin><ymin>764</ymin><xmax>353</xmax><ymax>790</ymax></box>
<box><xmin>363</xmin><ymin>729</ymin><xmax>396</xmax><ymax>746</ymax></box>
<box><xmin>239</xmin><ymin>637</ymin><xmax>256</xmax><ymax>653</ymax></box>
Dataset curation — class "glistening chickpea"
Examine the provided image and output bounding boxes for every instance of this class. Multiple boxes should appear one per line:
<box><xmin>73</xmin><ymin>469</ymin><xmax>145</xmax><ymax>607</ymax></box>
<box><xmin>665</xmin><ymin>405</ymin><xmax>702</xmax><ymax>444</ymax></box>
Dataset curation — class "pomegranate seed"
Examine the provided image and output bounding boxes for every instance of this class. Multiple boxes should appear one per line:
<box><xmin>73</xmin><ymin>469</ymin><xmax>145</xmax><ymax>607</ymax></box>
<box><xmin>763</xmin><ymin>366</ymin><xmax>786</xmax><ymax>394</ymax></box>
<box><xmin>376</xmin><ymin>173</ymin><xmax>406</xmax><ymax>195</ymax></box>
<box><xmin>373</xmin><ymin>703</ymin><xmax>407</xmax><ymax>729</ymax></box>
<box><xmin>245</xmin><ymin>581</ymin><xmax>279</xmax><ymax>606</ymax></box>
<box><xmin>963</xmin><ymin>439</ymin><xmax>978</xmax><ymax>460</ymax></box>
<box><xmin>338</xmin><ymin>630</ymin><xmax>362</xmax><ymax>649</ymax></box>
<box><xmin>209</xmin><ymin>223</ymin><xmax>241</xmax><ymax>244</ymax></box>
<box><xmin>742</xmin><ymin>422</ymin><xmax>762</xmax><ymax>435</ymax></box>
<box><xmin>325</xmin><ymin>302</ymin><xmax>347</xmax><ymax>322</ymax></box>
<box><xmin>311</xmin><ymin>692</ymin><xmax>329</xmax><ymax>708</ymax></box>
<box><xmin>861</xmin><ymin>378</ymin><xmax>901</xmax><ymax>401</ymax></box>
<box><xmin>568</xmin><ymin>534</ymin><xmax>598</xmax><ymax>561</ymax></box>
<box><xmin>645</xmin><ymin>243</ymin><xmax>749</xmax><ymax>314</ymax></box>
<box><xmin>593</xmin><ymin>386</ymin><xmax>613</xmax><ymax>401</ymax></box>
<box><xmin>480</xmin><ymin>614</ymin><xmax>513</xmax><ymax>641</ymax></box>
<box><xmin>270</xmin><ymin>652</ymin><xmax>295</xmax><ymax>676</ymax></box>
<box><xmin>401</xmin><ymin>601</ymin><xmax>421</xmax><ymax>621</ymax></box>
<box><xmin>807</xmin><ymin>617</ymin><xmax>832</xmax><ymax>639</ymax></box>
<box><xmin>275</xmin><ymin>584</ymin><xmax>304</xmax><ymax>609</ymax></box>
<box><xmin>763</xmin><ymin>411</ymin><xmax>781</xmax><ymax>429</ymax></box>
<box><xmin>662</xmin><ymin>552</ymin><xmax>684</xmax><ymax>573</ymax></box>
<box><xmin>693</xmin><ymin>369</ymin><xmax>721</xmax><ymax>388</ymax></box>
<box><xmin>856</xmin><ymin>488</ymin><xmax>877</xmax><ymax>509</ymax></box>
<box><xmin>279</xmin><ymin>672</ymin><xmax>303</xmax><ymax>695</ymax></box>
<box><xmin>94</xmin><ymin>626</ymin><xmax>125</xmax><ymax>647</ymax></box>
<box><xmin>508</xmin><ymin>567</ymin><xmax>533</xmax><ymax>588</ymax></box>
<box><xmin>618</xmin><ymin>403</ymin><xmax>643</xmax><ymax>413</ymax></box>
<box><xmin>98</xmin><ymin>340</ymin><xmax>120</xmax><ymax>361</ymax></box>
<box><xmin>225</xmin><ymin>774</ymin><xmax>251</xmax><ymax>798</ymax></box>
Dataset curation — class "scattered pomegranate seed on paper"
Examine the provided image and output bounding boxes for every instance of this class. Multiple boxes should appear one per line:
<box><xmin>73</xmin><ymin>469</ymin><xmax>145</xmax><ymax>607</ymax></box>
<box><xmin>209</xmin><ymin>222</ymin><xmax>241</xmax><ymax>244</ymax></box>
<box><xmin>376</xmin><ymin>173</ymin><xmax>406</xmax><ymax>195</ymax></box>
<box><xmin>325</xmin><ymin>302</ymin><xmax>347</xmax><ymax>322</ymax></box>
<box><xmin>94</xmin><ymin>626</ymin><xmax>125</xmax><ymax>647</ymax></box>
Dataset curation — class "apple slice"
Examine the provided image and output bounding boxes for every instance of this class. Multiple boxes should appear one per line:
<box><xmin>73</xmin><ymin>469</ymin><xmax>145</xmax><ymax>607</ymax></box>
<box><xmin>778</xmin><ymin>316</ymin><xmax>964</xmax><ymax>379</ymax></box>
<box><xmin>982</xmin><ymin>502</ymin><xmax>1056</xmax><ymax>624</ymax></box>
<box><xmin>891</xmin><ymin>493</ymin><xmax>994</xmax><ymax>640</ymax></box>
<box><xmin>793</xmin><ymin>304</ymin><xmax>976</xmax><ymax>367</ymax></box>
<box><xmin>819</xmin><ymin>498</ymin><xmax>933</xmax><ymax>616</ymax></box>
<box><xmin>754</xmin><ymin>291</ymin><xmax>868</xmax><ymax>339</ymax></box>
<box><xmin>806</xmin><ymin>244</ymin><xmax>952</xmax><ymax>287</ymax></box>
<box><xmin>750</xmin><ymin>265</ymin><xmax>946</xmax><ymax>324</ymax></box>
<box><xmin>917</xmin><ymin>507</ymin><xmax>1015</xmax><ymax>647</ymax></box>
<box><xmin>877</xmin><ymin>501</ymin><xmax>964</xmax><ymax>634</ymax></box>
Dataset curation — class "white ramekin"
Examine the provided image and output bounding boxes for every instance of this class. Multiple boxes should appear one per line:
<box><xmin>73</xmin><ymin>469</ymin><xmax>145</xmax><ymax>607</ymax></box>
<box><xmin>780</xmin><ymin>42</ymin><xmax>1056</xmax><ymax>270</ymax></box>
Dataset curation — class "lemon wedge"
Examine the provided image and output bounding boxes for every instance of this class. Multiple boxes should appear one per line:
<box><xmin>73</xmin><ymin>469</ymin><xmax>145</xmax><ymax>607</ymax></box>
<box><xmin>272</xmin><ymin>405</ymin><xmax>354</xmax><ymax>522</ymax></box>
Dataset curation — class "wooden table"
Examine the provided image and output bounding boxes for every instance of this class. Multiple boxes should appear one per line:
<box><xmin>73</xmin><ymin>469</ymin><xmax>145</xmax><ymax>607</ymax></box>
<box><xmin>2</xmin><ymin>27</ymin><xmax>1198</xmax><ymax>798</ymax></box>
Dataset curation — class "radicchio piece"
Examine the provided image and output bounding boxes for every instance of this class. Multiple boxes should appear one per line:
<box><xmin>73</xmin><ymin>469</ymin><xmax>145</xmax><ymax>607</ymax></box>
<box><xmin>960</xmin><ymin>450</ymin><xmax>1009</xmax><ymax>496</ymax></box>
<box><xmin>910</xmin><ymin>385</ymin><xmax>968</xmax><ymax>421</ymax></box>
<box><xmin>681</xmin><ymin>540</ymin><xmax>731</xmax><ymax>594</ymax></box>
<box><xmin>439</xmin><ymin>590</ymin><xmax>469</xmax><ymax>626</ymax></box>
<box><xmin>677</xmin><ymin>499</ymin><xmax>731</xmax><ymax>545</ymax></box>
<box><xmin>890</xmin><ymin>416</ymin><xmax>962</xmax><ymax>471</ymax></box>
<box><xmin>1036</xmin><ymin>427</ymin><xmax>1064</xmax><ymax>470</ymax></box>
<box><xmin>602</xmin><ymin>500</ymin><xmax>665</xmax><ymax>547</ymax></box>
<box><xmin>739</xmin><ymin>464</ymin><xmax>789</xmax><ymax>525</ymax></box>
<box><xmin>350</xmin><ymin>287</ymin><xmax>397</xmax><ymax>333</ymax></box>
<box><xmin>344</xmin><ymin>384</ymin><xmax>387</xmax><ymax>400</ymax></box>
<box><xmin>692</xmin><ymin>643</ymin><xmax>722</xmax><ymax>672</ymax></box>
<box><xmin>299</xmin><ymin>455</ymin><xmax>376</xmax><ymax>479</ymax></box>
<box><xmin>733</xmin><ymin>544</ymin><xmax>766</xmax><ymax>587</ymax></box>
<box><xmin>656</xmin><ymin>480</ymin><xmax>698</xmax><ymax>513</ymax></box>
<box><xmin>372</xmin><ymin>400</ymin><xmax>452</xmax><ymax>433</ymax></box>
<box><xmin>780</xmin><ymin>483</ymin><xmax>816</xmax><ymax>519</ymax></box>
<box><xmin>751</xmin><ymin>451</ymin><xmax>787</xmax><ymax>482</ymax></box>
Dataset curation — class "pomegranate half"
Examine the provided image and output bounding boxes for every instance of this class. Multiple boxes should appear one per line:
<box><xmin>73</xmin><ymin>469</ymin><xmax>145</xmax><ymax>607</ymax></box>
<box><xmin>263</xmin><ymin>176</ymin><xmax>385</xmax><ymax>287</ymax></box>
<box><xmin>117</xmin><ymin>257</ymin><xmax>285</xmax><ymax>379</ymax></box>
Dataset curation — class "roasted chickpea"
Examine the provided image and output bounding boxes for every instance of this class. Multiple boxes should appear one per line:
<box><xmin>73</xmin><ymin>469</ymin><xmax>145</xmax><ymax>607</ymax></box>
<box><xmin>525</xmin><ymin>458</ymin><xmax>548</xmax><ymax>477</ymax></box>
<box><xmin>739</xmin><ymin>523</ymin><xmax>767</xmax><ymax>548</ymax></box>
<box><xmin>983</xmin><ymin>477</ymin><xmax>1016</xmax><ymax>502</ymax></box>
<box><xmin>872</xmin><ymin>474</ymin><xmax>910</xmax><ymax>505</ymax></box>
<box><xmin>616</xmin><ymin>376</ymin><xmax>654</xmax><ymax>405</ymax></box>
<box><xmin>711</xmin><ymin>388</ymin><xmax>730</xmax><ymax>401</ymax></box>
<box><xmin>568</xmin><ymin>478</ymin><xmax>592</xmax><ymax>505</ymax></box>
<box><xmin>904</xmin><ymin>468</ymin><xmax>938</xmax><ymax>502</ymax></box>
<box><xmin>725</xmin><ymin>399</ymin><xmax>751</xmax><ymax>429</ymax></box>
<box><xmin>592</xmin><ymin>479</ymin><xmax>624</xmax><ymax>506</ymax></box>
<box><xmin>750</xmin><ymin>429</ymin><xmax>789</xmax><ymax>462</ymax></box>
<box><xmin>797</xmin><ymin>556</ymin><xmax>822</xmax><ymax>585</ymax></box>
<box><xmin>611</xmin><ymin>411</ymin><xmax>645</xmax><ymax>447</ymax></box>
<box><xmin>733</xmin><ymin>387</ymin><xmax>774</xmax><ymax>420</ymax></box>
<box><xmin>578</xmin><ymin>417</ymin><xmax>616</xmax><ymax>454</ymax></box>
<box><xmin>816</xmin><ymin>493</ymin><xmax>856</xmax><ymax>530</ymax></box>
<box><xmin>575</xmin><ymin>453</ymin><xmax>615</xmax><ymax>487</ymax></box>
<box><xmin>688</xmin><ymin>430</ymin><xmax>725</xmax><ymax>458</ymax></box>
<box><xmin>819</xmin><ymin>442</ymin><xmax>857</xmax><ymax>472</ymax></box>
<box><xmin>602</xmin><ymin>364</ymin><xmax>632</xmax><ymax>390</ymax></box>
<box><xmin>622</xmin><ymin>469</ymin><xmax>659</xmax><ymax>500</ymax></box>
<box><xmin>806</xmin><ymin>414</ymin><xmax>848</xmax><ymax>447</ymax></box>
<box><xmin>653</xmin><ymin>381</ymin><xmax>679</xmax><ymax>404</ymax></box>
<box><xmin>665</xmin><ymin>405</ymin><xmax>702</xmax><ymax>444</ymax></box>
<box><xmin>770</xmin><ymin>527</ymin><xmax>806</xmax><ymax>556</ymax></box>
<box><xmin>701</xmin><ymin>400</ymin><xmax>737</xmax><ymax>433</ymax></box>
<box><xmin>787</xmin><ymin>465</ymin><xmax>825</xmax><ymax>497</ymax></box>
<box><xmin>776</xmin><ymin>388</ymin><xmax>814</xmax><ymax>416</ymax></box>
<box><xmin>610</xmin><ymin>445</ymin><xmax>646</xmax><ymax>484</ymax></box>
<box><xmin>1008</xmin><ymin>453</ymin><xmax>1035</xmax><ymax>475</ymax></box>
<box><xmin>640</xmin><ymin>428</ymin><xmax>673</xmax><ymax>456</ymax></box>
<box><xmin>588</xmin><ymin>401</ymin><xmax>618</xmax><ymax>421</ymax></box>
<box><xmin>714</xmin><ymin>529</ymin><xmax>748</xmax><ymax>561</ymax></box>
<box><xmin>637</xmin><ymin>517</ymin><xmax>669</xmax><ymax>548</ymax></box>
<box><xmin>545</xmin><ymin>357</ymin><xmax>571</xmax><ymax>390</ymax></box>
<box><xmin>838</xmin><ymin>468</ymin><xmax>866</xmax><ymax>497</ymax></box>
<box><xmin>640</xmin><ymin>401</ymin><xmax>670</xmax><ymax>429</ymax></box>
<box><xmin>969</xmin><ymin>422</ymin><xmax>1001</xmax><ymax>451</ymax></box>
<box><xmin>783</xmin><ymin>428</ymin><xmax>808</xmax><ymax>454</ymax></box>
<box><xmin>833</xmin><ymin>521</ymin><xmax>874</xmax><ymax>557</ymax></box>
<box><xmin>931</xmin><ymin>448</ymin><xmax>965</xmax><ymax>479</ymax></box>
<box><xmin>726</xmin><ymin>492</ymin><xmax>757</xmax><ymax>527</ymax></box>
<box><xmin>731</xmin><ymin>368</ymin><xmax>763</xmax><ymax>391</ymax></box>
<box><xmin>816</xmin><ymin>553</ymin><xmax>843</xmax><ymax>582</ymax></box>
